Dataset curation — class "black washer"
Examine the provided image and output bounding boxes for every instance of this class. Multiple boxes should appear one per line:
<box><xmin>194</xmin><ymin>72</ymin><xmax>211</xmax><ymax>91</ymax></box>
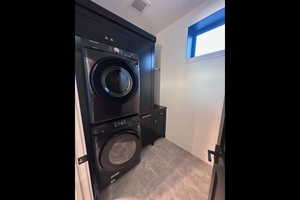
<box><xmin>92</xmin><ymin>115</ymin><xmax>142</xmax><ymax>191</ymax></box>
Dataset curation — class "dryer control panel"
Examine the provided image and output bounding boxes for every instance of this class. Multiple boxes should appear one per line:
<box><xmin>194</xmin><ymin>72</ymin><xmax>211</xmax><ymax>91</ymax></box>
<box><xmin>85</xmin><ymin>38</ymin><xmax>139</xmax><ymax>61</ymax></box>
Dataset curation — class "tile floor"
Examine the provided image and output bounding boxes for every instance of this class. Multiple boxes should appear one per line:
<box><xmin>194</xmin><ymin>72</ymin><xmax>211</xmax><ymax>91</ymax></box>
<box><xmin>99</xmin><ymin>138</ymin><xmax>212</xmax><ymax>200</ymax></box>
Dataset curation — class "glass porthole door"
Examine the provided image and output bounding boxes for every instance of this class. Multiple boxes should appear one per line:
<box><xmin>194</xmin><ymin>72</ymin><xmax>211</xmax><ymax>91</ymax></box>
<box><xmin>101</xmin><ymin>66</ymin><xmax>133</xmax><ymax>98</ymax></box>
<box><xmin>99</xmin><ymin>132</ymin><xmax>140</xmax><ymax>171</ymax></box>
<box><xmin>91</xmin><ymin>58</ymin><xmax>138</xmax><ymax>101</ymax></box>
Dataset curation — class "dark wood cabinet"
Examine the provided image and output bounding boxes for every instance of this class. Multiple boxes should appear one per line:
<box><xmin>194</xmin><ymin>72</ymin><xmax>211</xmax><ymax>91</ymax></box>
<box><xmin>75</xmin><ymin>0</ymin><xmax>159</xmax><ymax>147</ymax></box>
<box><xmin>141</xmin><ymin>105</ymin><xmax>167</xmax><ymax>147</ymax></box>
<box><xmin>75</xmin><ymin>6</ymin><xmax>131</xmax><ymax>49</ymax></box>
<box><xmin>137</xmin><ymin>41</ymin><xmax>154</xmax><ymax>114</ymax></box>
<box><xmin>140</xmin><ymin>113</ymin><xmax>155</xmax><ymax>147</ymax></box>
<box><xmin>153</xmin><ymin>105</ymin><xmax>167</xmax><ymax>139</ymax></box>
<box><xmin>75</xmin><ymin>1</ymin><xmax>165</xmax><ymax>198</ymax></box>
<box><xmin>75</xmin><ymin>0</ymin><xmax>155</xmax><ymax>115</ymax></box>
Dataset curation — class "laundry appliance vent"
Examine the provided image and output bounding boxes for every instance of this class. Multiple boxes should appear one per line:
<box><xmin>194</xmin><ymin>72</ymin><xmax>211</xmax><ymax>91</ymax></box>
<box><xmin>131</xmin><ymin>0</ymin><xmax>151</xmax><ymax>12</ymax></box>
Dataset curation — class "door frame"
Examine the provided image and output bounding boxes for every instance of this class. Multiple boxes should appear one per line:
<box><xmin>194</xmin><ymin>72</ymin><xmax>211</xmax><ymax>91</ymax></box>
<box><xmin>75</xmin><ymin>78</ymin><xmax>94</xmax><ymax>200</ymax></box>
<box><xmin>208</xmin><ymin>101</ymin><xmax>225</xmax><ymax>200</ymax></box>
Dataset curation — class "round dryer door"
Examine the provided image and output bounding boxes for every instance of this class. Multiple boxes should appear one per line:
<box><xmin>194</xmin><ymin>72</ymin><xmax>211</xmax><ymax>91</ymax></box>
<box><xmin>91</xmin><ymin>57</ymin><xmax>138</xmax><ymax>101</ymax></box>
<box><xmin>101</xmin><ymin>66</ymin><xmax>133</xmax><ymax>98</ymax></box>
<box><xmin>99</xmin><ymin>132</ymin><xmax>141</xmax><ymax>171</ymax></box>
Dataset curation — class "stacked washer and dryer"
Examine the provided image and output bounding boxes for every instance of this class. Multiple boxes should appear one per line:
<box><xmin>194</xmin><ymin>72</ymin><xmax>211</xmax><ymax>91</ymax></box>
<box><xmin>76</xmin><ymin>36</ymin><xmax>142</xmax><ymax>193</ymax></box>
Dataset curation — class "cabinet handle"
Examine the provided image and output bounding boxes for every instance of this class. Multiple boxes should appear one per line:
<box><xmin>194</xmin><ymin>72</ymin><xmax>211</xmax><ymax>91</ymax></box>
<box><xmin>78</xmin><ymin>155</ymin><xmax>88</xmax><ymax>165</ymax></box>
<box><xmin>88</xmin><ymin>39</ymin><xmax>99</xmax><ymax>44</ymax></box>
<box><xmin>110</xmin><ymin>179</ymin><xmax>116</xmax><ymax>184</ymax></box>
<box><xmin>142</xmin><ymin>114</ymin><xmax>151</xmax><ymax>119</ymax></box>
<box><xmin>110</xmin><ymin>171</ymin><xmax>120</xmax><ymax>179</ymax></box>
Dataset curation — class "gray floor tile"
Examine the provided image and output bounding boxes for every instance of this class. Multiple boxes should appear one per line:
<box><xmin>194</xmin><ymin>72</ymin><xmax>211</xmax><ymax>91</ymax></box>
<box><xmin>99</xmin><ymin>138</ymin><xmax>212</xmax><ymax>200</ymax></box>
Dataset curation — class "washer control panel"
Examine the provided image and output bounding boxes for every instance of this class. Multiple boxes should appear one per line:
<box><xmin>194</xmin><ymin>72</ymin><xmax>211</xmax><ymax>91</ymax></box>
<box><xmin>113</xmin><ymin>119</ymin><xmax>127</xmax><ymax>128</ymax></box>
<box><xmin>92</xmin><ymin>116</ymin><xmax>140</xmax><ymax>135</ymax></box>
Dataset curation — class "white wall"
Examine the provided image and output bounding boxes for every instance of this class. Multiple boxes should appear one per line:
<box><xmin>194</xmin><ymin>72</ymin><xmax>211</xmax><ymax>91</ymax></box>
<box><xmin>156</xmin><ymin>0</ymin><xmax>225</xmax><ymax>165</ymax></box>
<box><xmin>91</xmin><ymin>0</ymin><xmax>207</xmax><ymax>35</ymax></box>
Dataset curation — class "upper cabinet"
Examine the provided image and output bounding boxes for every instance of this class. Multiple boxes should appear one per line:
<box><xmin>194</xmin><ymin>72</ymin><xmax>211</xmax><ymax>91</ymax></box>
<box><xmin>75</xmin><ymin>0</ymin><xmax>156</xmax><ymax>115</ymax></box>
<box><xmin>76</xmin><ymin>5</ymin><xmax>131</xmax><ymax>50</ymax></box>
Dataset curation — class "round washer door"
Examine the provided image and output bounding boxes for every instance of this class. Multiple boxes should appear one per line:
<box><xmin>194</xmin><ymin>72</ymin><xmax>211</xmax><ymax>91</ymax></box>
<box><xmin>91</xmin><ymin>57</ymin><xmax>138</xmax><ymax>102</ymax></box>
<box><xmin>99</xmin><ymin>132</ymin><xmax>141</xmax><ymax>171</ymax></box>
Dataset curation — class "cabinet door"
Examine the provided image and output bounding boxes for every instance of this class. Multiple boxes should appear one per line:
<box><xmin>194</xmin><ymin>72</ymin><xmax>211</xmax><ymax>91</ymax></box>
<box><xmin>76</xmin><ymin>5</ymin><xmax>111</xmax><ymax>45</ymax></box>
<box><xmin>136</xmin><ymin>41</ymin><xmax>154</xmax><ymax>114</ymax></box>
<box><xmin>140</xmin><ymin>114</ymin><xmax>154</xmax><ymax>147</ymax></box>
<box><xmin>75</xmin><ymin>5</ymin><xmax>132</xmax><ymax>50</ymax></box>
<box><xmin>153</xmin><ymin>109</ymin><xmax>166</xmax><ymax>138</ymax></box>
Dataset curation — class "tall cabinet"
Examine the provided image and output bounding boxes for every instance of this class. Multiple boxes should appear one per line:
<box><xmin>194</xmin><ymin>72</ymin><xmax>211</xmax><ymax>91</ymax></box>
<box><xmin>75</xmin><ymin>0</ymin><xmax>166</xmax><ymax>198</ymax></box>
<box><xmin>75</xmin><ymin>0</ymin><xmax>155</xmax><ymax>115</ymax></box>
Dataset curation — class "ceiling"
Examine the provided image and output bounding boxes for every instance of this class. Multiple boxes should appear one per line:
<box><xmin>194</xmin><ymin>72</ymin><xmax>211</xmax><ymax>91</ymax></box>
<box><xmin>91</xmin><ymin>0</ymin><xmax>207</xmax><ymax>35</ymax></box>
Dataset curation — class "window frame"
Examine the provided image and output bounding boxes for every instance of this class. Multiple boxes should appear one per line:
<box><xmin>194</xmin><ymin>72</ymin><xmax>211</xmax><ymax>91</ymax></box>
<box><xmin>187</xmin><ymin>8</ymin><xmax>225</xmax><ymax>58</ymax></box>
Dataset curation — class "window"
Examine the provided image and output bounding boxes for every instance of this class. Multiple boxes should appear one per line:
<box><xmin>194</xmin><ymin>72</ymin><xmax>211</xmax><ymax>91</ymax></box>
<box><xmin>195</xmin><ymin>24</ymin><xmax>225</xmax><ymax>56</ymax></box>
<box><xmin>187</xmin><ymin>8</ymin><xmax>225</xmax><ymax>58</ymax></box>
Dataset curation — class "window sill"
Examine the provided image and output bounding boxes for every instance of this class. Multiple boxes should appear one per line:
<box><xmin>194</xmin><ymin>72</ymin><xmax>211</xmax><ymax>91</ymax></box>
<box><xmin>186</xmin><ymin>50</ymin><xmax>225</xmax><ymax>64</ymax></box>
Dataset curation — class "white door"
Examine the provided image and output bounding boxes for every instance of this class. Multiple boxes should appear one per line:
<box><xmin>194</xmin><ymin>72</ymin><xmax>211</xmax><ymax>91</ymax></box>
<box><xmin>75</xmin><ymin>78</ymin><xmax>94</xmax><ymax>200</ymax></box>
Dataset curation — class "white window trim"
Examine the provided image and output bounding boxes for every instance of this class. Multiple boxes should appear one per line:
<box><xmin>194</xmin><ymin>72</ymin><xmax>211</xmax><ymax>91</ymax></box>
<box><xmin>186</xmin><ymin>49</ymin><xmax>225</xmax><ymax>64</ymax></box>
